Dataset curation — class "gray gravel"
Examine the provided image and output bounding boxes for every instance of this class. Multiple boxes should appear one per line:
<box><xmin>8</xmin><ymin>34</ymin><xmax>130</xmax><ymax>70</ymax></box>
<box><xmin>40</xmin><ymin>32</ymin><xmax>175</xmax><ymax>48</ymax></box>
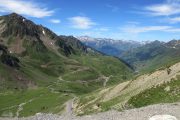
<box><xmin>1</xmin><ymin>103</ymin><xmax>180</xmax><ymax>120</ymax></box>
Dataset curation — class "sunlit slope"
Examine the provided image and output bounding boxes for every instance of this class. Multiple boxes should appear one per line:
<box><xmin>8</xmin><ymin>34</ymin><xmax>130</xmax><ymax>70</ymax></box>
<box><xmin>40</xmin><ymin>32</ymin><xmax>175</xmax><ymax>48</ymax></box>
<box><xmin>74</xmin><ymin>62</ymin><xmax>180</xmax><ymax>115</ymax></box>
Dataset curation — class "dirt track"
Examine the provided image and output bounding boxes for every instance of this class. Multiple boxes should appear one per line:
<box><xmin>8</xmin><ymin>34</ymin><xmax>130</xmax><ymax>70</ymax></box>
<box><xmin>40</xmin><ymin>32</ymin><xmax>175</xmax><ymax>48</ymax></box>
<box><xmin>1</xmin><ymin>102</ymin><xmax>180</xmax><ymax>120</ymax></box>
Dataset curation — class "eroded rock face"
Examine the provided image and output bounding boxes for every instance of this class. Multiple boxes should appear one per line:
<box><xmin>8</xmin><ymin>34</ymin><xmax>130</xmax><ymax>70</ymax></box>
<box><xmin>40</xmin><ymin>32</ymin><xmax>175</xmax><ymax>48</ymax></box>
<box><xmin>149</xmin><ymin>115</ymin><xmax>177</xmax><ymax>120</ymax></box>
<box><xmin>1</xmin><ymin>13</ymin><xmax>40</xmax><ymax>38</ymax></box>
<box><xmin>0</xmin><ymin>13</ymin><xmax>90</xmax><ymax>56</ymax></box>
<box><xmin>0</xmin><ymin>44</ymin><xmax>20</xmax><ymax>68</ymax></box>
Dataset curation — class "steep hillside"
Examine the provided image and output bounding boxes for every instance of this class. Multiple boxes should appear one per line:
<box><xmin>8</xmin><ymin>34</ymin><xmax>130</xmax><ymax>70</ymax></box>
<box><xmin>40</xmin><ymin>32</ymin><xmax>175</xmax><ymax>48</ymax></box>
<box><xmin>0</xmin><ymin>13</ymin><xmax>133</xmax><ymax>117</ymax></box>
<box><xmin>121</xmin><ymin>40</ymin><xmax>180</xmax><ymax>73</ymax></box>
<box><xmin>128</xmin><ymin>75</ymin><xmax>180</xmax><ymax>108</ymax></box>
<box><xmin>0</xmin><ymin>44</ymin><xmax>35</xmax><ymax>91</ymax></box>
<box><xmin>74</xmin><ymin>62</ymin><xmax>180</xmax><ymax>115</ymax></box>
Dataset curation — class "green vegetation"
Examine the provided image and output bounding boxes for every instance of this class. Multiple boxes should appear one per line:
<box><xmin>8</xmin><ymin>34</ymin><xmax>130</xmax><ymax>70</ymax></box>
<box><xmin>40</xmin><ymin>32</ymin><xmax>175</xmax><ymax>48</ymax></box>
<box><xmin>73</xmin><ymin>55</ymin><xmax>133</xmax><ymax>86</ymax></box>
<box><xmin>62</xmin><ymin>69</ymin><xmax>99</xmax><ymax>82</ymax></box>
<box><xmin>1</xmin><ymin>13</ymin><xmax>180</xmax><ymax>118</ymax></box>
<box><xmin>0</xmin><ymin>53</ymin><xmax>132</xmax><ymax>117</ymax></box>
<box><xmin>128</xmin><ymin>76</ymin><xmax>180</xmax><ymax>108</ymax></box>
<box><xmin>0</xmin><ymin>88</ymin><xmax>71</xmax><ymax>117</ymax></box>
<box><xmin>122</xmin><ymin>40</ymin><xmax>180</xmax><ymax>74</ymax></box>
<box><xmin>0</xmin><ymin>38</ymin><xmax>133</xmax><ymax>117</ymax></box>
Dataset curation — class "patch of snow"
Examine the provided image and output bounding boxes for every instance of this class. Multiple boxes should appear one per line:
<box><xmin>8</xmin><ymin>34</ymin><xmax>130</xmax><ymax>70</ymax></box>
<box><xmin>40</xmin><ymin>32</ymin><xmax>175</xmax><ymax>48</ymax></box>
<box><xmin>50</xmin><ymin>42</ymin><xmax>53</xmax><ymax>45</ymax></box>
<box><xmin>42</xmin><ymin>30</ymin><xmax>45</xmax><ymax>35</ymax></box>
<box><xmin>9</xmin><ymin>51</ymin><xmax>12</xmax><ymax>53</ymax></box>
<box><xmin>77</xmin><ymin>36</ymin><xmax>96</xmax><ymax>42</ymax></box>
<box><xmin>23</xmin><ymin>19</ymin><xmax>25</xmax><ymax>22</ymax></box>
<box><xmin>149</xmin><ymin>115</ymin><xmax>177</xmax><ymax>120</ymax></box>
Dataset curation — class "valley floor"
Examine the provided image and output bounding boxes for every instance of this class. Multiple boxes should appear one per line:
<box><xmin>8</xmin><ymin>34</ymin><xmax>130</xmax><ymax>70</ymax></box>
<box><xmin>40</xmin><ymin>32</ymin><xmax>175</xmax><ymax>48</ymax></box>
<box><xmin>1</xmin><ymin>102</ymin><xmax>180</xmax><ymax>120</ymax></box>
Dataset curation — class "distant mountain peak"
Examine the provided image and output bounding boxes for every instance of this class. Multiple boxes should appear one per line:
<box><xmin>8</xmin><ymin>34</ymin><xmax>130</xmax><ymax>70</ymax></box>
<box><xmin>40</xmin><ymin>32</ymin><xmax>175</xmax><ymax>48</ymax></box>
<box><xmin>77</xmin><ymin>36</ymin><xmax>142</xmax><ymax>57</ymax></box>
<box><xmin>77</xmin><ymin>36</ymin><xmax>96</xmax><ymax>42</ymax></box>
<box><xmin>0</xmin><ymin>13</ymin><xmax>94</xmax><ymax>56</ymax></box>
<box><xmin>0</xmin><ymin>13</ymin><xmax>42</xmax><ymax>39</ymax></box>
<box><xmin>6</xmin><ymin>13</ymin><xmax>27</xmax><ymax>22</ymax></box>
<box><xmin>9</xmin><ymin>12</ymin><xmax>22</xmax><ymax>17</ymax></box>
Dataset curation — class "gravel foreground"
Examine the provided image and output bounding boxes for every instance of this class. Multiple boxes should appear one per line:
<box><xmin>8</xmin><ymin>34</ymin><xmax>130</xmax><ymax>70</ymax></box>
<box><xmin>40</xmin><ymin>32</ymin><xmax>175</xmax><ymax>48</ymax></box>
<box><xmin>1</xmin><ymin>103</ymin><xmax>180</xmax><ymax>120</ymax></box>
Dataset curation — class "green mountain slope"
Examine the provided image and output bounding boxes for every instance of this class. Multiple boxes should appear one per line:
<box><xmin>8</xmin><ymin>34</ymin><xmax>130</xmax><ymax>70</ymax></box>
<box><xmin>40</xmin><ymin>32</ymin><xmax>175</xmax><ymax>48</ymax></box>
<box><xmin>121</xmin><ymin>40</ymin><xmax>180</xmax><ymax>73</ymax></box>
<box><xmin>128</xmin><ymin>75</ymin><xmax>180</xmax><ymax>108</ymax></box>
<box><xmin>0</xmin><ymin>13</ymin><xmax>133</xmax><ymax>117</ymax></box>
<box><xmin>74</xmin><ymin>61</ymin><xmax>180</xmax><ymax>115</ymax></box>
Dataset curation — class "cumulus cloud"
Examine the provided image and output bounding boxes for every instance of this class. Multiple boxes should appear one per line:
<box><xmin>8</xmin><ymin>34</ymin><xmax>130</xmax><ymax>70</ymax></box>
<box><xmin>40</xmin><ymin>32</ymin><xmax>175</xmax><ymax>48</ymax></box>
<box><xmin>68</xmin><ymin>16</ymin><xmax>96</xmax><ymax>29</ymax></box>
<box><xmin>0</xmin><ymin>0</ymin><xmax>54</xmax><ymax>18</ymax></box>
<box><xmin>143</xmin><ymin>0</ymin><xmax>180</xmax><ymax>16</ymax></box>
<box><xmin>50</xmin><ymin>19</ymin><xmax>61</xmax><ymax>24</ymax></box>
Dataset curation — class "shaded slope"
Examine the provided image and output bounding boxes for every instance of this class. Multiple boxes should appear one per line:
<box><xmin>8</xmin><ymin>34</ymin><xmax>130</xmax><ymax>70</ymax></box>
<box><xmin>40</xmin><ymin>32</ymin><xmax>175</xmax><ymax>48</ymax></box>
<box><xmin>121</xmin><ymin>40</ymin><xmax>180</xmax><ymax>73</ymax></box>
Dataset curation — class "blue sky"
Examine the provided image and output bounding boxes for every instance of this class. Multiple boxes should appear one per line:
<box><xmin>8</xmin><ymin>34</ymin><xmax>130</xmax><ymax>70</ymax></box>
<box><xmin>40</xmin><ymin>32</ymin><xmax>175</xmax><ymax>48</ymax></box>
<box><xmin>1</xmin><ymin>0</ymin><xmax>180</xmax><ymax>41</ymax></box>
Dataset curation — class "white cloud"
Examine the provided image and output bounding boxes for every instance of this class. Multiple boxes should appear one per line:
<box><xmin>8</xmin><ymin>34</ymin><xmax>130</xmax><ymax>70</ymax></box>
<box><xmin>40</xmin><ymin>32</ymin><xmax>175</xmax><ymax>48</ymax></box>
<box><xmin>144</xmin><ymin>0</ymin><xmax>180</xmax><ymax>16</ymax></box>
<box><xmin>0</xmin><ymin>0</ymin><xmax>54</xmax><ymax>18</ymax></box>
<box><xmin>168</xmin><ymin>17</ymin><xmax>180</xmax><ymax>23</ymax></box>
<box><xmin>164</xmin><ymin>28</ymin><xmax>180</xmax><ymax>32</ymax></box>
<box><xmin>50</xmin><ymin>19</ymin><xmax>61</xmax><ymax>24</ymax></box>
<box><xmin>106</xmin><ymin>4</ymin><xmax>119</xmax><ymax>12</ymax></box>
<box><xmin>121</xmin><ymin>25</ymin><xmax>171</xmax><ymax>34</ymax></box>
<box><xmin>69</xmin><ymin>16</ymin><xmax>96</xmax><ymax>29</ymax></box>
<box><xmin>81</xmin><ymin>31</ymin><xmax>103</xmax><ymax>37</ymax></box>
<box><xmin>121</xmin><ymin>24</ymin><xmax>180</xmax><ymax>34</ymax></box>
<box><xmin>95</xmin><ymin>27</ymin><xmax>109</xmax><ymax>31</ymax></box>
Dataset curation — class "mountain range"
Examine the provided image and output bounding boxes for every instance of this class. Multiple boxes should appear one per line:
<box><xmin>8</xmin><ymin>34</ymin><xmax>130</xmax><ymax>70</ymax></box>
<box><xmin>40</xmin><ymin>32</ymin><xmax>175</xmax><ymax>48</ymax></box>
<box><xmin>78</xmin><ymin>36</ymin><xmax>180</xmax><ymax>73</ymax></box>
<box><xmin>77</xmin><ymin>36</ymin><xmax>143</xmax><ymax>57</ymax></box>
<box><xmin>0</xmin><ymin>13</ymin><xmax>133</xmax><ymax>117</ymax></box>
<box><xmin>0</xmin><ymin>13</ymin><xmax>180</xmax><ymax>118</ymax></box>
<box><xmin>121</xmin><ymin>40</ymin><xmax>180</xmax><ymax>73</ymax></box>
